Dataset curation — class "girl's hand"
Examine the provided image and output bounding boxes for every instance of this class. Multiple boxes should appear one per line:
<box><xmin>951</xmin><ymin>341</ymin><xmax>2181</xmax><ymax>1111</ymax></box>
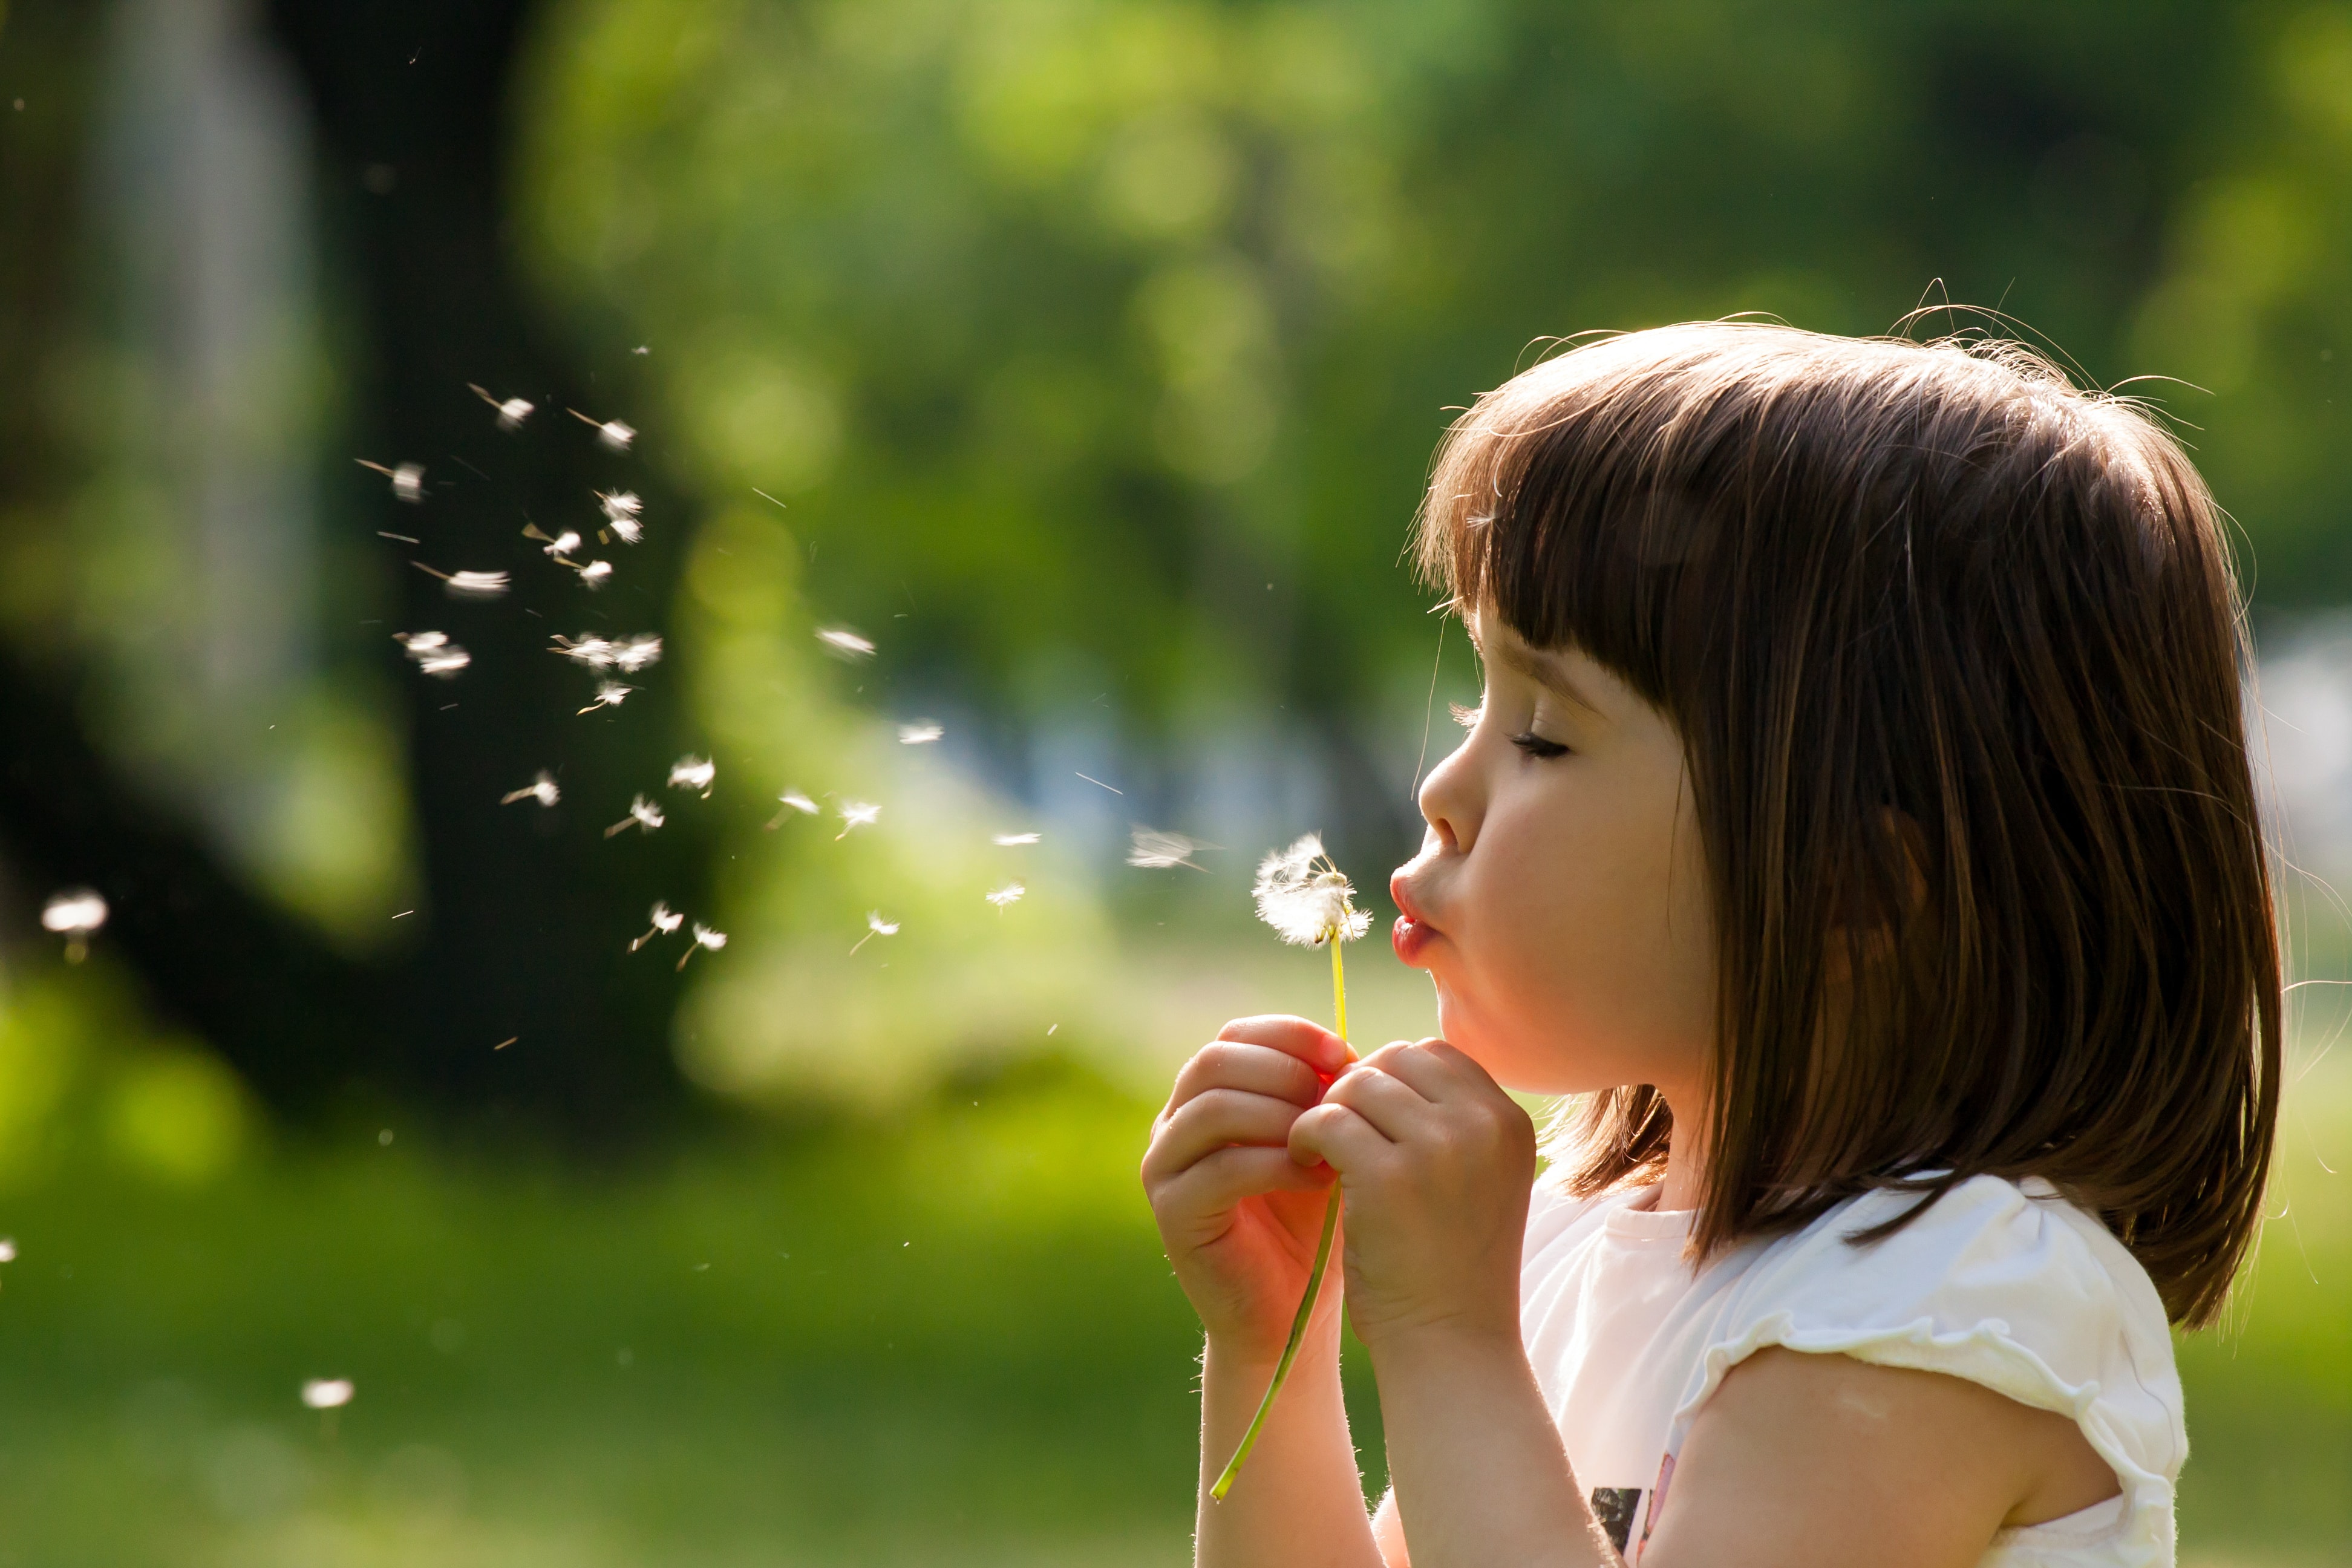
<box><xmin>1289</xmin><ymin>1037</ymin><xmax>1537</xmax><ymax>1351</ymax></box>
<box><xmin>1142</xmin><ymin>1015</ymin><xmax>1355</xmax><ymax>1361</ymax></box>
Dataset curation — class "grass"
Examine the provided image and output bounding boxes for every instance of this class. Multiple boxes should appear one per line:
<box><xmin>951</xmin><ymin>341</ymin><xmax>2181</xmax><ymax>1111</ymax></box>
<box><xmin>0</xmin><ymin>1039</ymin><xmax>2345</xmax><ymax>1564</ymax></box>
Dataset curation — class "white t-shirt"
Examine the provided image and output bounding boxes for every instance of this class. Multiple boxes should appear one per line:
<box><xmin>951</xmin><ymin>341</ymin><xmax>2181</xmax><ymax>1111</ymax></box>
<box><xmin>1520</xmin><ymin>1173</ymin><xmax>2184</xmax><ymax>1566</ymax></box>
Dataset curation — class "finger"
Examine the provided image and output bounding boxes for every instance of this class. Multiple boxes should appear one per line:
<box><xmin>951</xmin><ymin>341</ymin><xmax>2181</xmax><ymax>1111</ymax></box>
<box><xmin>1322</xmin><ymin>1063</ymin><xmax>1440</xmax><ymax>1144</ymax></box>
<box><xmin>1143</xmin><ymin>1088</ymin><xmax>1309</xmax><ymax>1185</ymax></box>
<box><xmin>1215</xmin><ymin>1014</ymin><xmax>1355</xmax><ymax>1076</ymax></box>
<box><xmin>1164</xmin><ymin>1042</ymin><xmax>1327</xmax><ymax>1119</ymax></box>
<box><xmin>1158</xmin><ymin>1144</ymin><xmax>1336</xmax><ymax>1218</ymax></box>
<box><xmin>1362</xmin><ymin>1037</ymin><xmax>1500</xmax><ymax>1103</ymax></box>
<box><xmin>1290</xmin><ymin>1099</ymin><xmax>1395</xmax><ymax>1174</ymax></box>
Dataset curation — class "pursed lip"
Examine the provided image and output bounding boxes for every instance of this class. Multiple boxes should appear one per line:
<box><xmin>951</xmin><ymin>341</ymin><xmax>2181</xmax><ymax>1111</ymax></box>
<box><xmin>1389</xmin><ymin>869</ymin><xmax>1441</xmax><ymax>964</ymax></box>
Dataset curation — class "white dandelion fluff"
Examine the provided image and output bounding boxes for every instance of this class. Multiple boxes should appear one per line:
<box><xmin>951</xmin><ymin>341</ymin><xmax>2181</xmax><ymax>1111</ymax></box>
<box><xmin>898</xmin><ymin>722</ymin><xmax>943</xmax><ymax>745</ymax></box>
<box><xmin>469</xmin><ymin>384</ymin><xmax>535</xmax><ymax>431</ymax></box>
<box><xmin>579</xmin><ymin>681</ymin><xmax>634</xmax><ymax>714</ymax></box>
<box><xmin>605</xmin><ymin>794</ymin><xmax>665</xmax><ymax>837</ymax></box>
<box><xmin>991</xmin><ymin>831</ymin><xmax>1041</xmax><ymax>846</ymax></box>
<box><xmin>395</xmin><ymin>631</ymin><xmax>471</xmax><ymax>678</ymax></box>
<box><xmin>607</xmin><ymin>515</ymin><xmax>644</xmax><ymax>545</ymax></box>
<box><xmin>677</xmin><ymin>922</ymin><xmax>728</xmax><ymax>971</ymax></box>
<box><xmin>42</xmin><ymin>889</ymin><xmax>108</xmax><ymax>937</ymax></box>
<box><xmin>543</xmin><ymin>530</ymin><xmax>581</xmax><ymax>558</ymax></box>
<box><xmin>358</xmin><ymin>459</ymin><xmax>425</xmax><ymax>501</ymax></box>
<box><xmin>1128</xmin><ymin>828</ymin><xmax>1205</xmax><ymax>871</ymax></box>
<box><xmin>835</xmin><ymin>799</ymin><xmax>880</xmax><ymax>840</ymax></box>
<box><xmin>301</xmin><ymin>1379</ymin><xmax>354</xmax><ymax>1411</ymax></box>
<box><xmin>410</xmin><ymin>564</ymin><xmax>511</xmax><ymax>600</ymax></box>
<box><xmin>570</xmin><ymin>559</ymin><xmax>614</xmax><ymax>589</ymax></box>
<box><xmin>1252</xmin><ymin>833</ymin><xmax>1372</xmax><ymax>947</ymax></box>
<box><xmin>849</xmin><ymin>909</ymin><xmax>899</xmax><ymax>955</ymax></box>
<box><xmin>667</xmin><ymin>754</ymin><xmax>716</xmax><ymax>797</ymax></box>
<box><xmin>599</xmin><ymin>489</ymin><xmax>642</xmax><ymax>524</ymax></box>
<box><xmin>765</xmin><ymin>788</ymin><xmax>819</xmax><ymax>829</ymax></box>
<box><xmin>612</xmin><ymin>634</ymin><xmax>662</xmax><ymax>672</ymax></box>
<box><xmin>501</xmin><ymin>770</ymin><xmax>560</xmax><ymax>807</ymax></box>
<box><xmin>0</xmin><ymin>1238</ymin><xmax>15</xmax><ymax>1263</ymax></box>
<box><xmin>569</xmin><ymin>408</ymin><xmax>636</xmax><ymax>451</ymax></box>
<box><xmin>816</xmin><ymin>627</ymin><xmax>876</xmax><ymax>659</ymax></box>
<box><xmin>986</xmin><ymin>880</ymin><xmax>1025</xmax><ymax>910</ymax></box>
<box><xmin>631</xmin><ymin>901</ymin><xmax>685</xmax><ymax>952</ymax></box>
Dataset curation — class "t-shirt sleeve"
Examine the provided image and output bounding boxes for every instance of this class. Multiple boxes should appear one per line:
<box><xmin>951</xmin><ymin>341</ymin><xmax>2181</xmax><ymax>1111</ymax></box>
<box><xmin>1661</xmin><ymin>1175</ymin><xmax>2184</xmax><ymax>1567</ymax></box>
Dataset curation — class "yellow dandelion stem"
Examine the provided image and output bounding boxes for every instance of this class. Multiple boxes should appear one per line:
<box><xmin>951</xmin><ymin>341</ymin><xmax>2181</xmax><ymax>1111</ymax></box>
<box><xmin>1209</xmin><ymin>924</ymin><xmax>1350</xmax><ymax>1503</ymax></box>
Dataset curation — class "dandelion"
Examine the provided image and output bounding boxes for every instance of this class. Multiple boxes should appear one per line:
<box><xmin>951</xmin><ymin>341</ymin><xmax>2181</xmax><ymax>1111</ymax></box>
<box><xmin>1128</xmin><ymin>828</ymin><xmax>1206</xmax><ymax>871</ymax></box>
<box><xmin>468</xmin><ymin>383</ymin><xmax>535</xmax><ymax>430</ymax></box>
<box><xmin>568</xmin><ymin>407</ymin><xmax>636</xmax><ymax>451</ymax></box>
<box><xmin>677</xmin><ymin>922</ymin><xmax>728</xmax><ymax>971</ymax></box>
<box><xmin>395</xmin><ymin>631</ymin><xmax>470</xmax><ymax>677</ymax></box>
<box><xmin>816</xmin><ymin>627</ymin><xmax>875</xmax><ymax>659</ymax></box>
<box><xmin>42</xmin><ymin>889</ymin><xmax>107</xmax><ymax>963</ymax></box>
<box><xmin>992</xmin><ymin>831</ymin><xmax>1041</xmax><ymax>846</ymax></box>
<box><xmin>1211</xmin><ymin>834</ymin><xmax>1371</xmax><ymax>1503</ymax></box>
<box><xmin>849</xmin><ymin>909</ymin><xmax>898</xmax><ymax>955</ymax></box>
<box><xmin>631</xmin><ymin>901</ymin><xmax>685</xmax><ymax>952</ymax></box>
<box><xmin>357</xmin><ymin>459</ymin><xmax>425</xmax><ymax>501</ymax></box>
<box><xmin>410</xmin><ymin>562</ymin><xmax>510</xmax><ymax>600</ymax></box>
<box><xmin>301</xmin><ymin>1379</ymin><xmax>354</xmax><ymax>1410</ymax></box>
<box><xmin>501</xmin><ymin>771</ymin><xmax>560</xmax><ymax>807</ymax></box>
<box><xmin>668</xmin><ymin>754</ymin><xmax>716</xmax><ymax>798</ymax></box>
<box><xmin>613</xmin><ymin>634</ymin><xmax>662</xmax><ymax>671</ymax></box>
<box><xmin>571</xmin><ymin>559</ymin><xmax>614</xmax><ymax>589</ymax></box>
<box><xmin>579</xmin><ymin>681</ymin><xmax>633</xmax><ymax>714</ymax></box>
<box><xmin>599</xmin><ymin>489</ymin><xmax>642</xmax><ymax>526</ymax></box>
<box><xmin>835</xmin><ymin>799</ymin><xmax>880</xmax><ymax>839</ymax></box>
<box><xmin>986</xmin><ymin>880</ymin><xmax>1025</xmax><ymax>910</ymax></box>
<box><xmin>605</xmin><ymin>794</ymin><xmax>665</xmax><ymax>837</ymax></box>
<box><xmin>550</xmin><ymin>633</ymin><xmax>615</xmax><ymax>667</ymax></box>
<box><xmin>898</xmin><ymin>722</ymin><xmax>943</xmax><ymax>745</ymax></box>
<box><xmin>607</xmin><ymin>515</ymin><xmax>644</xmax><ymax>546</ymax></box>
<box><xmin>525</xmin><ymin>523</ymin><xmax>581</xmax><ymax>558</ymax></box>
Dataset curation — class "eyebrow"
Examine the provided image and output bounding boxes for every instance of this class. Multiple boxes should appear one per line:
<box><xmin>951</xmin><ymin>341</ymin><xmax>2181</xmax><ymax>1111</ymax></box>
<box><xmin>1480</xmin><ymin>629</ymin><xmax>1606</xmax><ymax>719</ymax></box>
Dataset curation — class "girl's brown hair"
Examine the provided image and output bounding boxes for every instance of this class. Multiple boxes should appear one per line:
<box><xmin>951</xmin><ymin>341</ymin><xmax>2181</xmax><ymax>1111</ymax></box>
<box><xmin>1415</xmin><ymin>322</ymin><xmax>2280</xmax><ymax>1327</ymax></box>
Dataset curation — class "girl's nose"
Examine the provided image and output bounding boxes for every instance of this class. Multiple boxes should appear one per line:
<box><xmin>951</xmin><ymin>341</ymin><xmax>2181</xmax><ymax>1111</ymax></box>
<box><xmin>1417</xmin><ymin>733</ymin><xmax>1481</xmax><ymax>855</ymax></box>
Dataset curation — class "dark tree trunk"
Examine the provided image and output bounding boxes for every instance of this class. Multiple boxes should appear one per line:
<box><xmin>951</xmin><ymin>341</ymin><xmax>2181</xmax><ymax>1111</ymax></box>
<box><xmin>0</xmin><ymin>0</ymin><xmax>710</xmax><ymax>1141</ymax></box>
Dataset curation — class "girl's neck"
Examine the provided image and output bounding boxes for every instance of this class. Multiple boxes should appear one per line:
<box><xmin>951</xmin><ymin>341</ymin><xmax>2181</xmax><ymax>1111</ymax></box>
<box><xmin>1656</xmin><ymin>1089</ymin><xmax>1708</xmax><ymax>1214</ymax></box>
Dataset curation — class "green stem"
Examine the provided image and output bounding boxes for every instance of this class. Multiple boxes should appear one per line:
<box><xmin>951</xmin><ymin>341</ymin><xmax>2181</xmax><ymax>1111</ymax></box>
<box><xmin>1209</xmin><ymin>933</ymin><xmax>1350</xmax><ymax>1503</ymax></box>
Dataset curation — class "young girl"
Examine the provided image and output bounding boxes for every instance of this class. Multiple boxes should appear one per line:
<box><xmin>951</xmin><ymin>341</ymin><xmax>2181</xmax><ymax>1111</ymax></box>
<box><xmin>1141</xmin><ymin>323</ymin><xmax>2279</xmax><ymax>1568</ymax></box>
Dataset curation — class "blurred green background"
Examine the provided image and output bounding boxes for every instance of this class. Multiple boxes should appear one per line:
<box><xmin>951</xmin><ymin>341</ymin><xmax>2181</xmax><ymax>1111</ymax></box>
<box><xmin>3</xmin><ymin>0</ymin><xmax>2351</xmax><ymax>1561</ymax></box>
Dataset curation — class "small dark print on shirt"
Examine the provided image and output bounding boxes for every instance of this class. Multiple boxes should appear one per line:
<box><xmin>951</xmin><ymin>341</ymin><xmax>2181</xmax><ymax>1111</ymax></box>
<box><xmin>1590</xmin><ymin>1487</ymin><xmax>1644</xmax><ymax>1553</ymax></box>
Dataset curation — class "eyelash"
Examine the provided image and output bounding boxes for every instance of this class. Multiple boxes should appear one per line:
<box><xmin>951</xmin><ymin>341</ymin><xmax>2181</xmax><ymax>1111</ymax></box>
<box><xmin>1510</xmin><ymin>731</ymin><xmax>1569</xmax><ymax>759</ymax></box>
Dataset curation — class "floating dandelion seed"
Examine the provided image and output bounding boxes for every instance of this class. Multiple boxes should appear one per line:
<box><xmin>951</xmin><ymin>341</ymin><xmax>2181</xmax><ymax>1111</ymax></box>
<box><xmin>301</xmin><ymin>1379</ymin><xmax>354</xmax><ymax>1411</ymax></box>
<box><xmin>42</xmin><ymin>889</ymin><xmax>107</xmax><ymax>962</ymax></box>
<box><xmin>607</xmin><ymin>515</ymin><xmax>643</xmax><ymax>545</ymax></box>
<box><xmin>568</xmin><ymin>408</ymin><xmax>636</xmax><ymax>451</ymax></box>
<box><xmin>835</xmin><ymin>800</ymin><xmax>880</xmax><ymax>839</ymax></box>
<box><xmin>395</xmin><ymin>630</ymin><xmax>471</xmax><ymax>677</ymax></box>
<box><xmin>1128</xmin><ymin>828</ymin><xmax>1206</xmax><ymax>871</ymax></box>
<box><xmin>849</xmin><ymin>909</ymin><xmax>899</xmax><ymax>954</ymax></box>
<box><xmin>631</xmin><ymin>901</ymin><xmax>685</xmax><ymax>952</ymax></box>
<box><xmin>468</xmin><ymin>383</ymin><xmax>535</xmax><ymax>431</ymax></box>
<box><xmin>667</xmin><ymin>754</ymin><xmax>716</xmax><ymax>798</ymax></box>
<box><xmin>986</xmin><ymin>880</ymin><xmax>1025</xmax><ymax>910</ymax></box>
<box><xmin>579</xmin><ymin>681</ymin><xmax>634</xmax><ymax>714</ymax></box>
<box><xmin>898</xmin><ymin>722</ymin><xmax>943</xmax><ymax>745</ymax></box>
<box><xmin>605</xmin><ymin>794</ymin><xmax>665</xmax><ymax>837</ymax></box>
<box><xmin>410</xmin><ymin>562</ymin><xmax>510</xmax><ymax>600</ymax></box>
<box><xmin>677</xmin><ymin>923</ymin><xmax>728</xmax><ymax>971</ymax></box>
<box><xmin>501</xmin><ymin>770</ymin><xmax>560</xmax><ymax>807</ymax></box>
<box><xmin>524</xmin><ymin>523</ymin><xmax>581</xmax><ymax>558</ymax></box>
<box><xmin>572</xmin><ymin>559</ymin><xmax>614</xmax><ymax>589</ymax></box>
<box><xmin>765</xmin><ymin>788</ymin><xmax>820</xmax><ymax>829</ymax></box>
<box><xmin>0</xmin><ymin>1238</ymin><xmax>15</xmax><ymax>1263</ymax></box>
<box><xmin>613</xmin><ymin>634</ymin><xmax>662</xmax><ymax>672</ymax></box>
<box><xmin>992</xmin><ymin>831</ymin><xmax>1042</xmax><ymax>846</ymax></box>
<box><xmin>816</xmin><ymin>627</ymin><xmax>876</xmax><ymax>659</ymax></box>
<box><xmin>1212</xmin><ymin>832</ymin><xmax>1370</xmax><ymax>1503</ymax></box>
<box><xmin>357</xmin><ymin>459</ymin><xmax>425</xmax><ymax>501</ymax></box>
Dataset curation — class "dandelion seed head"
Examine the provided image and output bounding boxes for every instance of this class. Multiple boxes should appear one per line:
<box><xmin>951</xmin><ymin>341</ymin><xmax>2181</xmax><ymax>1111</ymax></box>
<box><xmin>1252</xmin><ymin>834</ymin><xmax>1370</xmax><ymax>946</ymax></box>
<box><xmin>498</xmin><ymin>397</ymin><xmax>534</xmax><ymax>430</ymax></box>
<box><xmin>779</xmin><ymin>789</ymin><xmax>818</xmax><ymax>815</ymax></box>
<box><xmin>668</xmin><ymin>755</ymin><xmax>716</xmax><ymax>796</ymax></box>
<box><xmin>445</xmin><ymin>570</ymin><xmax>510</xmax><ymax>600</ymax></box>
<box><xmin>897</xmin><ymin>722</ymin><xmax>943</xmax><ymax>745</ymax></box>
<box><xmin>986</xmin><ymin>880</ymin><xmax>1025</xmax><ymax>909</ymax></box>
<box><xmin>835</xmin><ymin>799</ymin><xmax>880</xmax><ymax>836</ymax></box>
<box><xmin>691</xmin><ymin>923</ymin><xmax>727</xmax><ymax>952</ymax></box>
<box><xmin>599</xmin><ymin>489</ymin><xmax>642</xmax><ymax>521</ymax></box>
<box><xmin>866</xmin><ymin>911</ymin><xmax>899</xmax><ymax>936</ymax></box>
<box><xmin>41</xmin><ymin>890</ymin><xmax>108</xmax><ymax>937</ymax></box>
<box><xmin>991</xmin><ymin>832</ymin><xmax>1041</xmax><ymax>846</ymax></box>
<box><xmin>816</xmin><ymin>627</ymin><xmax>876</xmax><ymax>659</ymax></box>
<box><xmin>301</xmin><ymin>1379</ymin><xmax>354</xmax><ymax>1410</ymax></box>
<box><xmin>613</xmin><ymin>633</ymin><xmax>663</xmax><ymax>672</ymax></box>
<box><xmin>544</xmin><ymin>530</ymin><xmax>581</xmax><ymax>558</ymax></box>
<box><xmin>575</xmin><ymin>560</ymin><xmax>613</xmax><ymax>588</ymax></box>
<box><xmin>650</xmin><ymin>901</ymin><xmax>684</xmax><ymax>935</ymax></box>
<box><xmin>629</xmin><ymin>795</ymin><xmax>664</xmax><ymax>831</ymax></box>
<box><xmin>1127</xmin><ymin>828</ymin><xmax>1203</xmax><ymax>871</ymax></box>
<box><xmin>598</xmin><ymin>420</ymin><xmax>635</xmax><ymax>451</ymax></box>
<box><xmin>580</xmin><ymin>681</ymin><xmax>634</xmax><ymax>713</ymax></box>
<box><xmin>609</xmin><ymin>516</ymin><xmax>644</xmax><ymax>544</ymax></box>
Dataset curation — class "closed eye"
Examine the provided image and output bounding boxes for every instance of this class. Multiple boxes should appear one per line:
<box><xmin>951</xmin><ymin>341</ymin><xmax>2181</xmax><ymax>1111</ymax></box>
<box><xmin>1510</xmin><ymin>731</ymin><xmax>1569</xmax><ymax>759</ymax></box>
<box><xmin>1449</xmin><ymin>702</ymin><xmax>1481</xmax><ymax>730</ymax></box>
